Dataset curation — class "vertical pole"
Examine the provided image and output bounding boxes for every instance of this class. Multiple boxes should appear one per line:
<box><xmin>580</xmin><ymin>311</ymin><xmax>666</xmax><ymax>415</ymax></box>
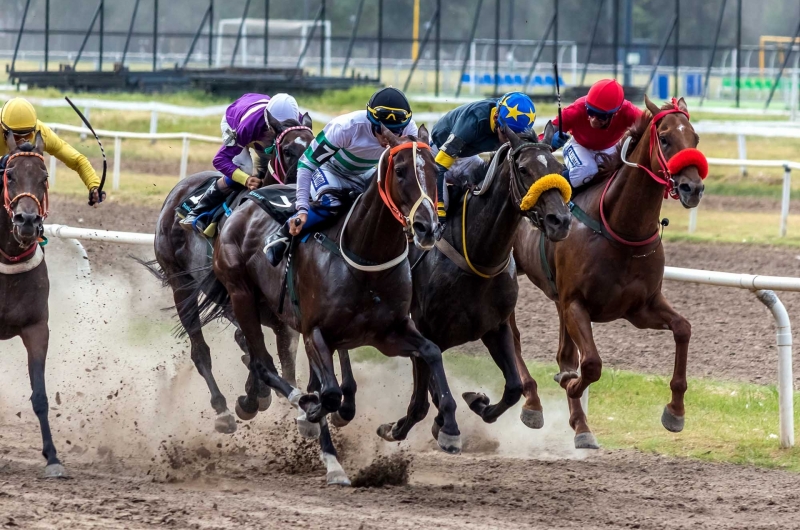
<box><xmin>320</xmin><ymin>0</ymin><xmax>326</xmax><ymax>76</ymax></box>
<box><xmin>435</xmin><ymin>0</ymin><xmax>441</xmax><ymax>96</ymax></box>
<box><xmin>412</xmin><ymin>0</ymin><xmax>420</xmax><ymax>60</ymax></box>
<box><xmin>688</xmin><ymin>207</ymin><xmax>698</xmax><ymax>234</ymax></box>
<box><xmin>264</xmin><ymin>0</ymin><xmax>269</xmax><ymax>66</ymax></box>
<box><xmin>699</xmin><ymin>0</ymin><xmax>728</xmax><ymax>106</ymax></box>
<box><xmin>613</xmin><ymin>0</ymin><xmax>619</xmax><ymax>81</ymax></box>
<box><xmin>45</xmin><ymin>0</ymin><xmax>49</xmax><ymax>72</ymax></box>
<box><xmin>48</xmin><ymin>154</ymin><xmax>56</xmax><ymax>189</ymax></box>
<box><xmin>781</xmin><ymin>164</ymin><xmax>791</xmax><ymax>237</ymax></box>
<box><xmin>494</xmin><ymin>0</ymin><xmax>500</xmax><ymax>95</ymax></box>
<box><xmin>580</xmin><ymin>0</ymin><xmax>606</xmax><ymax>86</ymax></box>
<box><xmin>623</xmin><ymin>0</ymin><xmax>632</xmax><ymax>86</ymax></box>
<box><xmin>737</xmin><ymin>134</ymin><xmax>747</xmax><ymax>176</ymax></box>
<box><xmin>180</xmin><ymin>137</ymin><xmax>190</xmax><ymax>180</ymax></box>
<box><xmin>377</xmin><ymin>0</ymin><xmax>383</xmax><ymax>81</ymax></box>
<box><xmin>553</xmin><ymin>0</ymin><xmax>559</xmax><ymax>75</ymax></box>
<box><xmin>674</xmin><ymin>0</ymin><xmax>679</xmax><ymax>96</ymax></box>
<box><xmin>456</xmin><ymin>0</ymin><xmax>485</xmax><ymax>98</ymax></box>
<box><xmin>99</xmin><ymin>0</ymin><xmax>104</xmax><ymax>72</ymax></box>
<box><xmin>791</xmin><ymin>53</ymin><xmax>799</xmax><ymax>121</ymax></box>
<box><xmin>122</xmin><ymin>0</ymin><xmax>141</xmax><ymax>67</ymax></box>
<box><xmin>153</xmin><ymin>0</ymin><xmax>158</xmax><ymax>71</ymax></box>
<box><xmin>231</xmin><ymin>0</ymin><xmax>252</xmax><ymax>67</ymax></box>
<box><xmin>208</xmin><ymin>0</ymin><xmax>214</xmax><ymax>67</ymax></box>
<box><xmin>10</xmin><ymin>0</ymin><xmax>31</xmax><ymax>74</ymax></box>
<box><xmin>735</xmin><ymin>0</ymin><xmax>741</xmax><ymax>108</ymax></box>
<box><xmin>112</xmin><ymin>136</ymin><xmax>122</xmax><ymax>191</ymax></box>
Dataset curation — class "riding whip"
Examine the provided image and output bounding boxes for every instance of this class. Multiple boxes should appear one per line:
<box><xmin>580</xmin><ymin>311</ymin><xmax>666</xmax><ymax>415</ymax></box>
<box><xmin>553</xmin><ymin>62</ymin><xmax>563</xmax><ymax>135</ymax></box>
<box><xmin>65</xmin><ymin>97</ymin><xmax>107</xmax><ymax>205</ymax></box>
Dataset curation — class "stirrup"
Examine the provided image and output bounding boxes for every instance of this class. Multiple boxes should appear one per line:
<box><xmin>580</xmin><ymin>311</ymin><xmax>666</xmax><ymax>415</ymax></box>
<box><xmin>265</xmin><ymin>236</ymin><xmax>289</xmax><ymax>267</ymax></box>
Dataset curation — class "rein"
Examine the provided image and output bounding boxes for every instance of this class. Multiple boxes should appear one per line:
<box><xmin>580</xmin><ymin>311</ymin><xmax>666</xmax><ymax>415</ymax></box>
<box><xmin>268</xmin><ymin>125</ymin><xmax>313</xmax><ymax>184</ymax></box>
<box><xmin>377</xmin><ymin>141</ymin><xmax>435</xmax><ymax>236</ymax></box>
<box><xmin>0</xmin><ymin>151</ymin><xmax>48</xmax><ymax>264</ymax></box>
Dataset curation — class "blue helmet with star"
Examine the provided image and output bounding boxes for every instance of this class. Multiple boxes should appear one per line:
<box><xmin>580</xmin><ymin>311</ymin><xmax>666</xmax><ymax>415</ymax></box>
<box><xmin>495</xmin><ymin>92</ymin><xmax>536</xmax><ymax>134</ymax></box>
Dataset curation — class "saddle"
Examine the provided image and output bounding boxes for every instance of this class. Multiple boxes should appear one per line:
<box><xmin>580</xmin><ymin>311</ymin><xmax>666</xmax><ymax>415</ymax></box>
<box><xmin>242</xmin><ymin>184</ymin><xmax>299</xmax><ymax>225</ymax></box>
<box><xmin>175</xmin><ymin>176</ymin><xmax>245</xmax><ymax>239</ymax></box>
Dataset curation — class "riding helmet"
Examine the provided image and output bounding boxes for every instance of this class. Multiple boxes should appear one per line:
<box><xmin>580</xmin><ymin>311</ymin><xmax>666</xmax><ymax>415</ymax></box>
<box><xmin>586</xmin><ymin>79</ymin><xmax>625</xmax><ymax>114</ymax></box>
<box><xmin>367</xmin><ymin>87</ymin><xmax>412</xmax><ymax>133</ymax></box>
<box><xmin>0</xmin><ymin>97</ymin><xmax>37</xmax><ymax>135</ymax></box>
<box><xmin>495</xmin><ymin>92</ymin><xmax>536</xmax><ymax>134</ymax></box>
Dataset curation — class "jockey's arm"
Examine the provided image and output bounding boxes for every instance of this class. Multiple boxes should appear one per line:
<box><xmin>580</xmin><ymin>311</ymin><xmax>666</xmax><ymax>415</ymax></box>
<box><xmin>296</xmin><ymin>127</ymin><xmax>343</xmax><ymax>214</ymax></box>
<box><xmin>212</xmin><ymin>144</ymin><xmax>250</xmax><ymax>187</ymax></box>
<box><xmin>433</xmin><ymin>113</ymin><xmax>481</xmax><ymax>171</ymax></box>
<box><xmin>37</xmin><ymin>121</ymin><xmax>100</xmax><ymax>190</ymax></box>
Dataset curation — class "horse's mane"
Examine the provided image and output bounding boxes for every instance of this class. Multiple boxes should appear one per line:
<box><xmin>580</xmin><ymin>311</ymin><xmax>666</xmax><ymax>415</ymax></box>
<box><xmin>17</xmin><ymin>142</ymin><xmax>35</xmax><ymax>153</ymax></box>
<box><xmin>595</xmin><ymin>110</ymin><xmax>651</xmax><ymax>181</ymax></box>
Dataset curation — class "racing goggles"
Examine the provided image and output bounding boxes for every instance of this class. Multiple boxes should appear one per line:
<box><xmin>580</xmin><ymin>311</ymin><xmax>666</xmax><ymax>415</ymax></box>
<box><xmin>367</xmin><ymin>105</ymin><xmax>412</xmax><ymax>129</ymax></box>
<box><xmin>585</xmin><ymin>105</ymin><xmax>617</xmax><ymax>122</ymax></box>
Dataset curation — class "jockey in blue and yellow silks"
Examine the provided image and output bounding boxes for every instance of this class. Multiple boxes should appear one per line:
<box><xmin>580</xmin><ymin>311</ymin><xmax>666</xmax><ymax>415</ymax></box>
<box><xmin>431</xmin><ymin>92</ymin><xmax>537</xmax><ymax>220</ymax></box>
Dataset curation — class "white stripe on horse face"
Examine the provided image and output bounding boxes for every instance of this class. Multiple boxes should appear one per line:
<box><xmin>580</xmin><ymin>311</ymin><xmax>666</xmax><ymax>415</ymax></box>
<box><xmin>537</xmin><ymin>154</ymin><xmax>548</xmax><ymax>167</ymax></box>
<box><xmin>294</xmin><ymin>136</ymin><xmax>310</xmax><ymax>148</ymax></box>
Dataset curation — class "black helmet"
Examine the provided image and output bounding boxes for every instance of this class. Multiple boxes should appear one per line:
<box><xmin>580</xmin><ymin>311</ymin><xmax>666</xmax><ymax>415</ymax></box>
<box><xmin>366</xmin><ymin>87</ymin><xmax>412</xmax><ymax>133</ymax></box>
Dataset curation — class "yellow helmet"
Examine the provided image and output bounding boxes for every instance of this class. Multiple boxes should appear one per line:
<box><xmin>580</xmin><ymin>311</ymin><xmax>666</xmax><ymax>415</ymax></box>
<box><xmin>0</xmin><ymin>98</ymin><xmax>37</xmax><ymax>135</ymax></box>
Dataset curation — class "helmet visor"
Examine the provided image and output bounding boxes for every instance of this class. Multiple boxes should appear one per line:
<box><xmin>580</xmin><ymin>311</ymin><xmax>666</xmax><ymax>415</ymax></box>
<box><xmin>585</xmin><ymin>104</ymin><xmax>615</xmax><ymax>122</ymax></box>
<box><xmin>367</xmin><ymin>105</ymin><xmax>411</xmax><ymax>128</ymax></box>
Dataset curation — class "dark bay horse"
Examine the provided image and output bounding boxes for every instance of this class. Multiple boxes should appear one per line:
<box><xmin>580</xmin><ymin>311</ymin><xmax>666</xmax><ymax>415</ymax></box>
<box><xmin>201</xmin><ymin>125</ymin><xmax>460</xmax><ymax>485</ymax></box>
<box><xmin>511</xmin><ymin>96</ymin><xmax>707</xmax><ymax>449</ymax></box>
<box><xmin>142</xmin><ymin>114</ymin><xmax>313</xmax><ymax>434</ymax></box>
<box><xmin>376</xmin><ymin>123</ymin><xmax>573</xmax><ymax>444</ymax></box>
<box><xmin>0</xmin><ymin>131</ymin><xmax>65</xmax><ymax>477</ymax></box>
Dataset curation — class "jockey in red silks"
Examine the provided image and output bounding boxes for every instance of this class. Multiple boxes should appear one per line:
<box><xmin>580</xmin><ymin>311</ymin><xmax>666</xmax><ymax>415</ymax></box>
<box><xmin>546</xmin><ymin>79</ymin><xmax>643</xmax><ymax>188</ymax></box>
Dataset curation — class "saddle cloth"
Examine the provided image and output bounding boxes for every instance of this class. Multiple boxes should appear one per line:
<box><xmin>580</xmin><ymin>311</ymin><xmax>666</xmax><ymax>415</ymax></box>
<box><xmin>175</xmin><ymin>176</ymin><xmax>243</xmax><ymax>238</ymax></box>
<box><xmin>243</xmin><ymin>184</ymin><xmax>299</xmax><ymax>225</ymax></box>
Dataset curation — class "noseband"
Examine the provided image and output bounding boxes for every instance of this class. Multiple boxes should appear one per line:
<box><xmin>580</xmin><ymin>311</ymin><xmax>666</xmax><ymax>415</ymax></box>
<box><xmin>268</xmin><ymin>125</ymin><xmax>313</xmax><ymax>184</ymax></box>
<box><xmin>3</xmin><ymin>151</ymin><xmax>49</xmax><ymax>219</ymax></box>
<box><xmin>377</xmin><ymin>141</ymin><xmax>436</xmax><ymax>237</ymax></box>
<box><xmin>507</xmin><ymin>142</ymin><xmax>571</xmax><ymax>230</ymax></box>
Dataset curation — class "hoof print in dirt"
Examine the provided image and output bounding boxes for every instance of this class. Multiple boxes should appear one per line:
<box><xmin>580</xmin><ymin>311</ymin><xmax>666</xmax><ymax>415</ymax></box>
<box><xmin>350</xmin><ymin>454</ymin><xmax>411</xmax><ymax>488</ymax></box>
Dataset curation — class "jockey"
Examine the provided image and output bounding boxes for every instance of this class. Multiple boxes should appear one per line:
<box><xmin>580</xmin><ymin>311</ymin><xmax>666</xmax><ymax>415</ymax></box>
<box><xmin>180</xmin><ymin>93</ymin><xmax>301</xmax><ymax>232</ymax></box>
<box><xmin>264</xmin><ymin>86</ymin><xmax>417</xmax><ymax>266</ymax></box>
<box><xmin>431</xmin><ymin>91</ymin><xmax>537</xmax><ymax>221</ymax></box>
<box><xmin>547</xmin><ymin>79</ymin><xmax>643</xmax><ymax>188</ymax></box>
<box><xmin>0</xmin><ymin>97</ymin><xmax>104</xmax><ymax>205</ymax></box>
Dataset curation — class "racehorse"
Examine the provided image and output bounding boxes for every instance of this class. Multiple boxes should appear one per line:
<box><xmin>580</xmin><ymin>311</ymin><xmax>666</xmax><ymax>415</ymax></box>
<box><xmin>196</xmin><ymin>124</ymin><xmax>460</xmax><ymax>486</ymax></box>
<box><xmin>0</xmin><ymin>131</ymin><xmax>66</xmax><ymax>477</ymax></box>
<box><xmin>511</xmin><ymin>96</ymin><xmax>707</xmax><ymax>449</ymax></box>
<box><xmin>375</xmin><ymin>123</ymin><xmax>573</xmax><ymax>444</ymax></box>
<box><xmin>258</xmin><ymin>112</ymin><xmax>313</xmax><ymax>186</ymax></box>
<box><xmin>140</xmin><ymin>114</ymin><xmax>313</xmax><ymax>434</ymax></box>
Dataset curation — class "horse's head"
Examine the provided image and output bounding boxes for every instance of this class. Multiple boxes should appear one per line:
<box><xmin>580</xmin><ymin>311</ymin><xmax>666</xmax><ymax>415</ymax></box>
<box><xmin>3</xmin><ymin>130</ymin><xmax>48</xmax><ymax>247</ymax></box>
<box><xmin>644</xmin><ymin>95</ymin><xmax>705</xmax><ymax>208</ymax></box>
<box><xmin>265</xmin><ymin>110</ymin><xmax>314</xmax><ymax>185</ymax></box>
<box><xmin>375</xmin><ymin>123</ymin><xmax>438</xmax><ymax>250</ymax></box>
<box><xmin>503</xmin><ymin>122</ymin><xmax>572</xmax><ymax>241</ymax></box>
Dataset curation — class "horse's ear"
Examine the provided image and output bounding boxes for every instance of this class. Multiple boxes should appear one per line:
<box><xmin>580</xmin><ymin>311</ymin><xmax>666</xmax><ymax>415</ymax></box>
<box><xmin>676</xmin><ymin>97</ymin><xmax>688</xmax><ymax>114</ymax></box>
<box><xmin>265</xmin><ymin>109</ymin><xmax>283</xmax><ymax>134</ymax></box>
<box><xmin>541</xmin><ymin>121</ymin><xmax>555</xmax><ymax>147</ymax></box>
<box><xmin>33</xmin><ymin>131</ymin><xmax>44</xmax><ymax>154</ymax></box>
<box><xmin>417</xmin><ymin>124</ymin><xmax>430</xmax><ymax>144</ymax></box>
<box><xmin>377</xmin><ymin>123</ymin><xmax>401</xmax><ymax>147</ymax></box>
<box><xmin>300</xmin><ymin>112</ymin><xmax>313</xmax><ymax>129</ymax></box>
<box><xmin>4</xmin><ymin>129</ymin><xmax>16</xmax><ymax>154</ymax></box>
<box><xmin>503</xmin><ymin>125</ymin><xmax>522</xmax><ymax>150</ymax></box>
<box><xmin>644</xmin><ymin>94</ymin><xmax>660</xmax><ymax>116</ymax></box>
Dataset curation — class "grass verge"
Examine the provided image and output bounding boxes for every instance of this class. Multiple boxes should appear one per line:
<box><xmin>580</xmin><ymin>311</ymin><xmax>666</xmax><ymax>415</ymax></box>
<box><xmin>352</xmin><ymin>347</ymin><xmax>800</xmax><ymax>472</ymax></box>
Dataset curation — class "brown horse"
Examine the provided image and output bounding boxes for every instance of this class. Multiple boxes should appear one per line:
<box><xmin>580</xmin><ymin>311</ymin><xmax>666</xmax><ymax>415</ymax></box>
<box><xmin>511</xmin><ymin>96</ymin><xmax>706</xmax><ymax>449</ymax></box>
<box><xmin>375</xmin><ymin>123</ymin><xmax>572</xmax><ymax>444</ymax></box>
<box><xmin>199</xmin><ymin>124</ymin><xmax>460</xmax><ymax>486</ymax></box>
<box><xmin>141</xmin><ymin>115</ymin><xmax>313</xmax><ymax>434</ymax></box>
<box><xmin>0</xmin><ymin>131</ymin><xmax>65</xmax><ymax>477</ymax></box>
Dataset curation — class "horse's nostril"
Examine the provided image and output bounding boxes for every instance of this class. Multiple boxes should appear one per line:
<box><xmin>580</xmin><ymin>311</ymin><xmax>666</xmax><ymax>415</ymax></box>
<box><xmin>679</xmin><ymin>183</ymin><xmax>692</xmax><ymax>193</ymax></box>
<box><xmin>544</xmin><ymin>214</ymin><xmax>562</xmax><ymax>228</ymax></box>
<box><xmin>13</xmin><ymin>212</ymin><xmax>40</xmax><ymax>227</ymax></box>
<box><xmin>412</xmin><ymin>221</ymin><xmax>430</xmax><ymax>236</ymax></box>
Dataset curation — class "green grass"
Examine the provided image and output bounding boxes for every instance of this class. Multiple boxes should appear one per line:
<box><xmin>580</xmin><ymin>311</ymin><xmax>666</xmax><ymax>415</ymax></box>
<box><xmin>352</xmin><ymin>347</ymin><xmax>800</xmax><ymax>472</ymax></box>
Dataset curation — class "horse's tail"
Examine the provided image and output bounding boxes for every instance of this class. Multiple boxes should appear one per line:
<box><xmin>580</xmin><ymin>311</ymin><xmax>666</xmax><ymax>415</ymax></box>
<box><xmin>130</xmin><ymin>256</ymin><xmax>169</xmax><ymax>287</ymax></box>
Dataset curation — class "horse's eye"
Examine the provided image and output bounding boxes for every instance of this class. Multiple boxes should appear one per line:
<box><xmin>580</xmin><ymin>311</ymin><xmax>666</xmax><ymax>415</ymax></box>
<box><xmin>660</xmin><ymin>136</ymin><xmax>669</xmax><ymax>148</ymax></box>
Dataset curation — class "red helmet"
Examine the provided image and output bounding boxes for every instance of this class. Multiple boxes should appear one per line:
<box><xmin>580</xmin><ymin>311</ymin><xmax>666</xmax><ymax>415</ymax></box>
<box><xmin>586</xmin><ymin>79</ymin><xmax>624</xmax><ymax>113</ymax></box>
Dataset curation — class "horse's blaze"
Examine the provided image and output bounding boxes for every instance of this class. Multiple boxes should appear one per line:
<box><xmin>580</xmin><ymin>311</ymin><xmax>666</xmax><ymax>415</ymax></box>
<box><xmin>519</xmin><ymin>173</ymin><xmax>572</xmax><ymax>211</ymax></box>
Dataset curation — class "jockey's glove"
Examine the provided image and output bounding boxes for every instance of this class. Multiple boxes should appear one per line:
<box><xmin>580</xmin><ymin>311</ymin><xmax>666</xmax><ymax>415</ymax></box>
<box><xmin>551</xmin><ymin>131</ymin><xmax>570</xmax><ymax>151</ymax></box>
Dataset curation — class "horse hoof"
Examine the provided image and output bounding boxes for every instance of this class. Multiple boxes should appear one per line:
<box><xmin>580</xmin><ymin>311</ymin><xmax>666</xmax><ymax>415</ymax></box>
<box><xmin>376</xmin><ymin>423</ymin><xmax>396</xmax><ymax>442</ymax></box>
<box><xmin>574</xmin><ymin>432</ymin><xmax>600</xmax><ymax>449</ymax></box>
<box><xmin>296</xmin><ymin>413</ymin><xmax>321</xmax><ymax>440</ymax></box>
<box><xmin>462</xmin><ymin>392</ymin><xmax>490</xmax><ymax>408</ymax></box>
<box><xmin>520</xmin><ymin>408</ymin><xmax>544</xmax><ymax>429</ymax></box>
<box><xmin>240</xmin><ymin>354</ymin><xmax>250</xmax><ymax>367</ymax></box>
<box><xmin>235</xmin><ymin>400</ymin><xmax>258</xmax><ymax>421</ymax></box>
<box><xmin>326</xmin><ymin>469</ymin><xmax>351</xmax><ymax>487</ymax></box>
<box><xmin>437</xmin><ymin>431</ymin><xmax>462</xmax><ymax>455</ymax></box>
<box><xmin>43</xmin><ymin>463</ymin><xmax>68</xmax><ymax>479</ymax></box>
<box><xmin>214</xmin><ymin>411</ymin><xmax>237</xmax><ymax>434</ymax></box>
<box><xmin>258</xmin><ymin>393</ymin><xmax>272</xmax><ymax>412</ymax></box>
<box><xmin>431</xmin><ymin>421</ymin><xmax>441</xmax><ymax>442</ymax></box>
<box><xmin>661</xmin><ymin>407</ymin><xmax>685</xmax><ymax>433</ymax></box>
<box><xmin>553</xmin><ymin>371</ymin><xmax>578</xmax><ymax>384</ymax></box>
<box><xmin>330</xmin><ymin>411</ymin><xmax>351</xmax><ymax>428</ymax></box>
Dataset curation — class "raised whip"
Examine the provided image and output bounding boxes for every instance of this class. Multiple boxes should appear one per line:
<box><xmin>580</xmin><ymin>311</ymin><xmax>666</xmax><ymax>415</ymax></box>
<box><xmin>65</xmin><ymin>97</ymin><xmax>106</xmax><ymax>205</ymax></box>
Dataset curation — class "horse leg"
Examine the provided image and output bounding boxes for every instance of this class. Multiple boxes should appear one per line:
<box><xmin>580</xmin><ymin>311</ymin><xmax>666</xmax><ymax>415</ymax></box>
<box><xmin>20</xmin><ymin>321</ymin><xmax>65</xmax><ymax>478</ymax></box>
<box><xmin>627</xmin><ymin>293</ymin><xmax>690</xmax><ymax>433</ymax></box>
<box><xmin>375</xmin><ymin>318</ymin><xmax>461</xmax><ymax>454</ymax></box>
<box><xmin>560</xmin><ymin>301</ymin><xmax>602</xmax><ymax>400</ymax></box>
<box><xmin>377</xmin><ymin>356</ymin><xmax>431</xmax><ymax>442</ymax></box>
<box><xmin>275</xmin><ymin>323</ymin><xmax>299</xmax><ymax>387</ymax></box>
<box><xmin>462</xmin><ymin>320</ymin><xmax>522</xmax><ymax>424</ymax></box>
<box><xmin>330</xmin><ymin>349</ymin><xmax>357</xmax><ymax>428</ymax></box>
<box><xmin>301</xmin><ymin>328</ymin><xmax>342</xmax><ymax>423</ymax></box>
<box><xmin>509</xmin><ymin>310</ymin><xmax>544</xmax><ymax>429</ymax></box>
<box><xmin>319</xmin><ymin>417</ymin><xmax>351</xmax><ymax>486</ymax></box>
<box><xmin>172</xmin><ymin>278</ymin><xmax>236</xmax><ymax>433</ymax></box>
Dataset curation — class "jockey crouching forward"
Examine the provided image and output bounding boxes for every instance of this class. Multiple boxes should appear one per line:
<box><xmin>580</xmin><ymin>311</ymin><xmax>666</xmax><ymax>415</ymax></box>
<box><xmin>431</xmin><ymin>92</ymin><xmax>537</xmax><ymax>221</ymax></box>
<box><xmin>264</xmin><ymin>87</ymin><xmax>417</xmax><ymax>266</ymax></box>
<box><xmin>546</xmin><ymin>79</ymin><xmax>643</xmax><ymax>188</ymax></box>
<box><xmin>180</xmin><ymin>93</ymin><xmax>301</xmax><ymax>233</ymax></box>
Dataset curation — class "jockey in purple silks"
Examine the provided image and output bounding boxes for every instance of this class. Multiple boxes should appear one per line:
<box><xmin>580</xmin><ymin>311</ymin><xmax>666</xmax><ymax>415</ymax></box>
<box><xmin>180</xmin><ymin>93</ymin><xmax>302</xmax><ymax>233</ymax></box>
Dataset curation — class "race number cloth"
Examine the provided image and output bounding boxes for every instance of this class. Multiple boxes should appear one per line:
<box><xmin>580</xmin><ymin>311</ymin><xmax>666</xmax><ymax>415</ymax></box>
<box><xmin>243</xmin><ymin>185</ymin><xmax>299</xmax><ymax>225</ymax></box>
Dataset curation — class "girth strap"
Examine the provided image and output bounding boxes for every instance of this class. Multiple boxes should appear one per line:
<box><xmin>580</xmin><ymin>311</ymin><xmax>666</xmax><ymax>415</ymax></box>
<box><xmin>569</xmin><ymin>200</ymin><xmax>661</xmax><ymax>248</ymax></box>
<box><xmin>434</xmin><ymin>237</ymin><xmax>510</xmax><ymax>278</ymax></box>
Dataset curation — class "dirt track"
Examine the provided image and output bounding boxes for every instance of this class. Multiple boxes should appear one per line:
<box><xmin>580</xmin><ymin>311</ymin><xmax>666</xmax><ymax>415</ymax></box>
<box><xmin>1</xmin><ymin>196</ymin><xmax>799</xmax><ymax>529</ymax></box>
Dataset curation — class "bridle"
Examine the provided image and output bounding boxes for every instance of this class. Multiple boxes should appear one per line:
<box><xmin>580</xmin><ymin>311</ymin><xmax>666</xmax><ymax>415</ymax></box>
<box><xmin>267</xmin><ymin>125</ymin><xmax>313</xmax><ymax>184</ymax></box>
<box><xmin>506</xmin><ymin>141</ymin><xmax>571</xmax><ymax>230</ymax></box>
<box><xmin>602</xmin><ymin>98</ymin><xmax>708</xmax><ymax>247</ymax></box>
<box><xmin>376</xmin><ymin>141</ymin><xmax>436</xmax><ymax>237</ymax></box>
<box><xmin>1</xmin><ymin>150</ymin><xmax>48</xmax><ymax>263</ymax></box>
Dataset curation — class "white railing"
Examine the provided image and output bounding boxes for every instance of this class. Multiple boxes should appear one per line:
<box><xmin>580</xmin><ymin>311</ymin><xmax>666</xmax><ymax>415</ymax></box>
<box><xmin>41</xmin><ymin>223</ymin><xmax>796</xmax><ymax>448</ymax></box>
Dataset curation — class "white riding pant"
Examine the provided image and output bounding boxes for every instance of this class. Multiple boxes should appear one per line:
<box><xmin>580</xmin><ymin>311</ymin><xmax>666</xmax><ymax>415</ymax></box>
<box><xmin>562</xmin><ymin>140</ymin><xmax>617</xmax><ymax>187</ymax></box>
<box><xmin>309</xmin><ymin>168</ymin><xmax>372</xmax><ymax>208</ymax></box>
<box><xmin>220</xmin><ymin>115</ymin><xmax>254</xmax><ymax>176</ymax></box>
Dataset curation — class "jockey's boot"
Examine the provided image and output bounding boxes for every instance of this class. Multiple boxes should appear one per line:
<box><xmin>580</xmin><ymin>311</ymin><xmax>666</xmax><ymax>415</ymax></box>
<box><xmin>180</xmin><ymin>181</ymin><xmax>228</xmax><ymax>233</ymax></box>
<box><xmin>265</xmin><ymin>223</ymin><xmax>292</xmax><ymax>267</ymax></box>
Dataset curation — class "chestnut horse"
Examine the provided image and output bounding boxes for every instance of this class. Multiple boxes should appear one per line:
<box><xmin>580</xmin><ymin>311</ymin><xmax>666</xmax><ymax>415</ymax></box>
<box><xmin>194</xmin><ymin>125</ymin><xmax>461</xmax><ymax>486</ymax></box>
<box><xmin>0</xmin><ymin>131</ymin><xmax>65</xmax><ymax>477</ymax></box>
<box><xmin>511</xmin><ymin>96</ymin><xmax>707</xmax><ymax>448</ymax></box>
<box><xmin>141</xmin><ymin>115</ymin><xmax>313</xmax><ymax>434</ymax></box>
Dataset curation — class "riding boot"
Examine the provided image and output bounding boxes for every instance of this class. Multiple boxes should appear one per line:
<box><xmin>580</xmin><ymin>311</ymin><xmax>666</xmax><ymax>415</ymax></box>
<box><xmin>265</xmin><ymin>223</ymin><xmax>292</xmax><ymax>267</ymax></box>
<box><xmin>180</xmin><ymin>181</ymin><xmax>230</xmax><ymax>233</ymax></box>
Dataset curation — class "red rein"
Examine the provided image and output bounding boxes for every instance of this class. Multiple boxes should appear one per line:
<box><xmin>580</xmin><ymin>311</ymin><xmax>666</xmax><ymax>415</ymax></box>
<box><xmin>379</xmin><ymin>141</ymin><xmax>431</xmax><ymax>227</ymax></box>
<box><xmin>599</xmin><ymin>98</ymin><xmax>708</xmax><ymax>247</ymax></box>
